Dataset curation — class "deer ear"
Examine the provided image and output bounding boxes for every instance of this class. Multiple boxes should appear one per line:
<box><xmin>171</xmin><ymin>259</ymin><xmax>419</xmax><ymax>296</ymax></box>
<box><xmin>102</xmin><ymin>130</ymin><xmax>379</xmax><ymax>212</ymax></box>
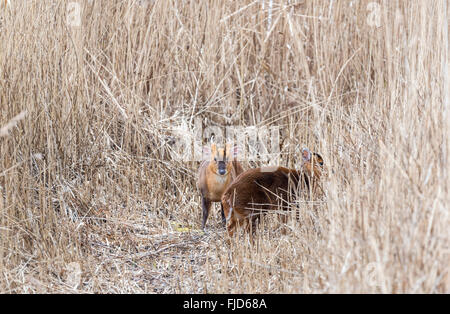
<box><xmin>313</xmin><ymin>153</ymin><xmax>324</xmax><ymax>166</ymax></box>
<box><xmin>233</xmin><ymin>145</ymin><xmax>239</xmax><ymax>158</ymax></box>
<box><xmin>302</xmin><ymin>147</ymin><xmax>311</xmax><ymax>162</ymax></box>
<box><xmin>225</xmin><ymin>143</ymin><xmax>239</xmax><ymax>160</ymax></box>
<box><xmin>229</xmin><ymin>144</ymin><xmax>239</xmax><ymax>159</ymax></box>
<box><xmin>202</xmin><ymin>145</ymin><xmax>212</xmax><ymax>160</ymax></box>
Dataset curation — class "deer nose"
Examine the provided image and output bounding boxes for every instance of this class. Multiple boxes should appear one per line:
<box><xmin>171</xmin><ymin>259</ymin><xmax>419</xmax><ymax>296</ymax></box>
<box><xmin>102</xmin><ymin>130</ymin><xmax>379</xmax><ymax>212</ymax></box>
<box><xmin>218</xmin><ymin>168</ymin><xmax>226</xmax><ymax>175</ymax></box>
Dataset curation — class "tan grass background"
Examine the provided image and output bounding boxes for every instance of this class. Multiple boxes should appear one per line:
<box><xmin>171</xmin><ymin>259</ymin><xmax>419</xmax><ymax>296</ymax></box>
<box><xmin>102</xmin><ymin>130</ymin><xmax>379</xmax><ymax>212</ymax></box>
<box><xmin>0</xmin><ymin>0</ymin><xmax>448</xmax><ymax>293</ymax></box>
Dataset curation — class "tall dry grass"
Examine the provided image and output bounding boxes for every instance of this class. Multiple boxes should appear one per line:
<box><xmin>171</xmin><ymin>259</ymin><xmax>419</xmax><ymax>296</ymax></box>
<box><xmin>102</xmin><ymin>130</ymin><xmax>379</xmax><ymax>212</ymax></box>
<box><xmin>0</xmin><ymin>0</ymin><xmax>448</xmax><ymax>293</ymax></box>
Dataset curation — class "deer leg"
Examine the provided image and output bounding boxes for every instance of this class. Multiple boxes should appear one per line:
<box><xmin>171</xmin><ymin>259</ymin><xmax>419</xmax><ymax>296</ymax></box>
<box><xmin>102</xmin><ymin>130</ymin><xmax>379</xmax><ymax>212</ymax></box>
<box><xmin>201</xmin><ymin>197</ymin><xmax>212</xmax><ymax>230</ymax></box>
<box><xmin>220</xmin><ymin>202</ymin><xmax>226</xmax><ymax>228</ymax></box>
<box><xmin>226</xmin><ymin>217</ymin><xmax>237</xmax><ymax>237</ymax></box>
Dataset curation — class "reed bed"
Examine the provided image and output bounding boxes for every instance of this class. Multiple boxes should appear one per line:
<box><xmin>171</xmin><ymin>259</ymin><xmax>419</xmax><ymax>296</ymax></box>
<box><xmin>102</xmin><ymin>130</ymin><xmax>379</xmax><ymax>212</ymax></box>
<box><xmin>0</xmin><ymin>0</ymin><xmax>448</xmax><ymax>293</ymax></box>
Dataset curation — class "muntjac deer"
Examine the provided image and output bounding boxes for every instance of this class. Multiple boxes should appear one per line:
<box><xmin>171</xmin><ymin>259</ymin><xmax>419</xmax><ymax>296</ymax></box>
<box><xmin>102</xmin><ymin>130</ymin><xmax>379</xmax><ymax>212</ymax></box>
<box><xmin>197</xmin><ymin>143</ymin><xmax>244</xmax><ymax>230</ymax></box>
<box><xmin>221</xmin><ymin>147</ymin><xmax>324</xmax><ymax>237</ymax></box>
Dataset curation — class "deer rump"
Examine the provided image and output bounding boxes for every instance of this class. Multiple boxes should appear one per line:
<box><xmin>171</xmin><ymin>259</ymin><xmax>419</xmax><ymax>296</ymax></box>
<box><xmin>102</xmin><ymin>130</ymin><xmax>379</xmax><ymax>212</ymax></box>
<box><xmin>222</xmin><ymin>167</ymin><xmax>310</xmax><ymax>234</ymax></box>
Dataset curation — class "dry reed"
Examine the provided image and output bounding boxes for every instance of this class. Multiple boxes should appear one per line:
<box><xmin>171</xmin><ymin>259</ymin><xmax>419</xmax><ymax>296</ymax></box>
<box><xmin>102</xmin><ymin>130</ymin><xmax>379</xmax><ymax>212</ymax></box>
<box><xmin>0</xmin><ymin>0</ymin><xmax>448</xmax><ymax>293</ymax></box>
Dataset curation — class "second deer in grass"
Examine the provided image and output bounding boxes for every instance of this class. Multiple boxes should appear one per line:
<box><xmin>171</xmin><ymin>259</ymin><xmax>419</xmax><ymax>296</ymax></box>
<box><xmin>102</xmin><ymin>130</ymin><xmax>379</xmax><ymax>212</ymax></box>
<box><xmin>221</xmin><ymin>147</ymin><xmax>325</xmax><ymax>237</ymax></box>
<box><xmin>197</xmin><ymin>143</ymin><xmax>243</xmax><ymax>230</ymax></box>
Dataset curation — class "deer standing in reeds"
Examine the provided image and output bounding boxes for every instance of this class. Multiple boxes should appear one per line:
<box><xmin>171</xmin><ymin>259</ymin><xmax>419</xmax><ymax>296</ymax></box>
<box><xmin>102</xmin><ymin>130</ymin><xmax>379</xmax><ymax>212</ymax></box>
<box><xmin>221</xmin><ymin>147</ymin><xmax>325</xmax><ymax>237</ymax></box>
<box><xmin>197</xmin><ymin>143</ymin><xmax>244</xmax><ymax>230</ymax></box>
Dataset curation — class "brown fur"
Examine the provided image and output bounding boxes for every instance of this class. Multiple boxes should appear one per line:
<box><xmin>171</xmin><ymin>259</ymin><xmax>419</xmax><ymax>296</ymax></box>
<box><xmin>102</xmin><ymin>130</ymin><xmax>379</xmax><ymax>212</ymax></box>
<box><xmin>221</xmin><ymin>150</ymin><xmax>324</xmax><ymax>237</ymax></box>
<box><xmin>196</xmin><ymin>144</ymin><xmax>244</xmax><ymax>229</ymax></box>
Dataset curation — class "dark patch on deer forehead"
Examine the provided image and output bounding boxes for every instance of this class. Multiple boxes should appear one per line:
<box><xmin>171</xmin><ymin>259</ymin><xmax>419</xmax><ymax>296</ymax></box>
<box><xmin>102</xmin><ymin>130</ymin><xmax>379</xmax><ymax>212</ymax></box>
<box><xmin>215</xmin><ymin>148</ymin><xmax>226</xmax><ymax>161</ymax></box>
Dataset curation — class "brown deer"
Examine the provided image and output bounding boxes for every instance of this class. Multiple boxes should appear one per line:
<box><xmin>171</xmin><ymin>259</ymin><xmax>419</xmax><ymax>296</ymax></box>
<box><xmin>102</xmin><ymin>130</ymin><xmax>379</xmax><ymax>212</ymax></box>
<box><xmin>221</xmin><ymin>147</ymin><xmax>324</xmax><ymax>237</ymax></box>
<box><xmin>197</xmin><ymin>143</ymin><xmax>244</xmax><ymax>230</ymax></box>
